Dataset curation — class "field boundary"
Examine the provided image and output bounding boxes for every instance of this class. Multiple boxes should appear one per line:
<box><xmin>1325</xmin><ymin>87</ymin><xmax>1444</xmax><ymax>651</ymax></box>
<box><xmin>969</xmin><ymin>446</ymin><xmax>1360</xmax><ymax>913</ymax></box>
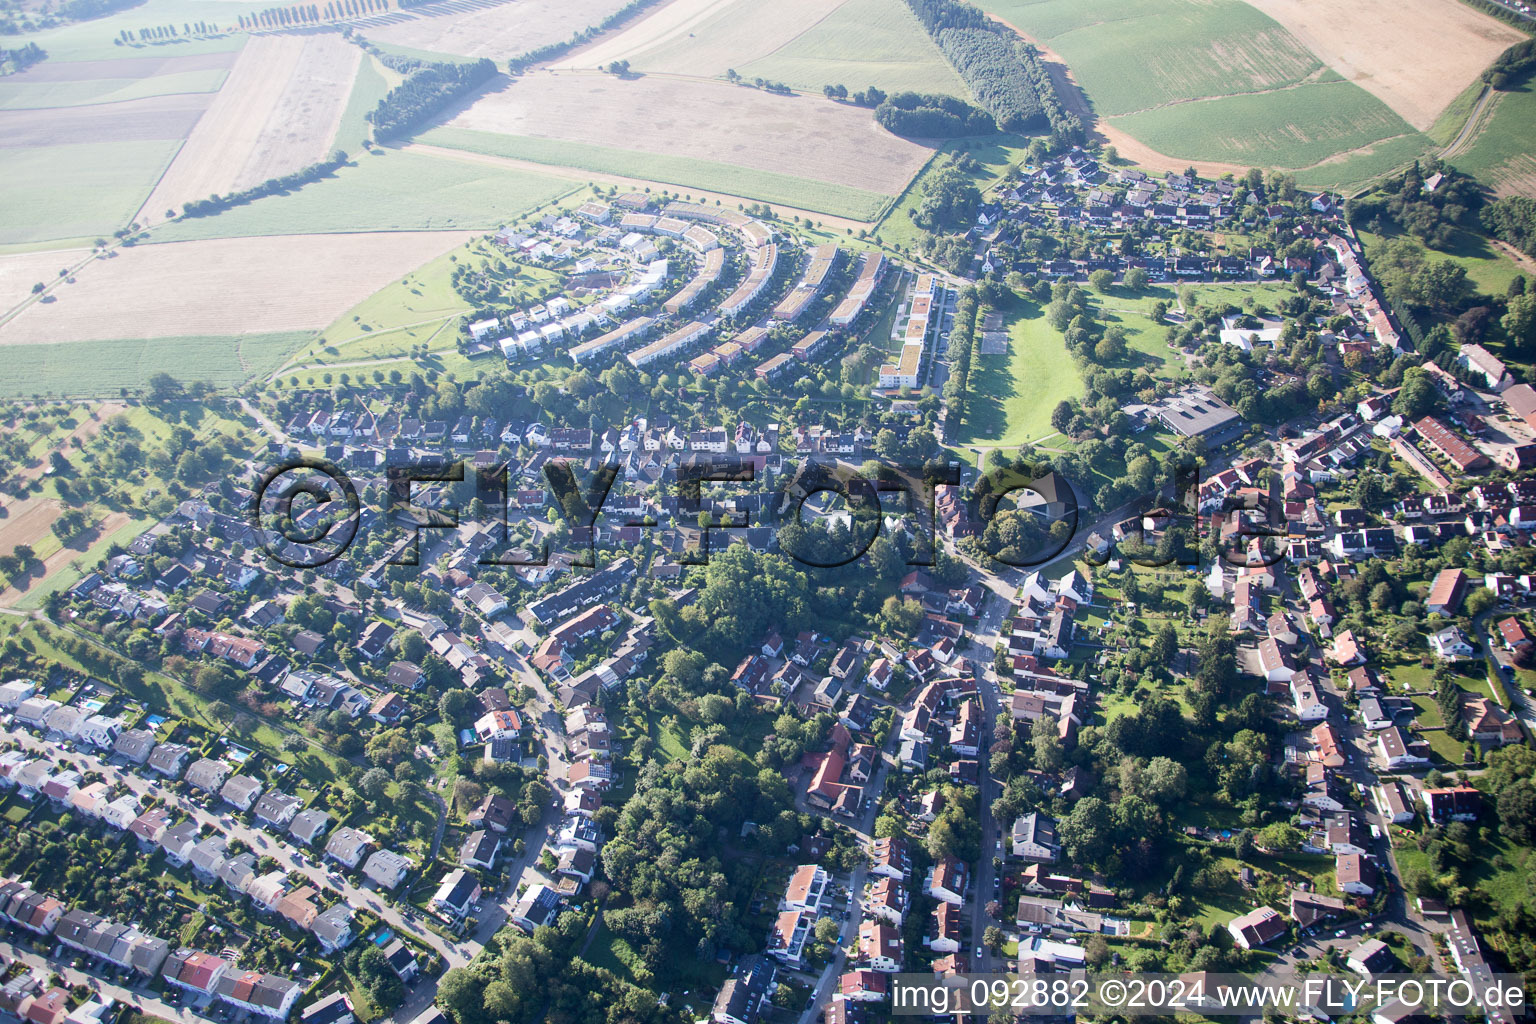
<box><xmin>405</xmin><ymin>135</ymin><xmax>887</xmax><ymax>227</ymax></box>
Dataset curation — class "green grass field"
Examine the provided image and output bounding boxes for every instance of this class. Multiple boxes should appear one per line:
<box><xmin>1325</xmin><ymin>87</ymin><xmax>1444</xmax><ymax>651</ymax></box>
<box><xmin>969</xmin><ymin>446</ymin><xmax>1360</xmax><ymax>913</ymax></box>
<box><xmin>145</xmin><ymin>147</ymin><xmax>577</xmax><ymax>240</ymax></box>
<box><xmin>952</xmin><ymin>303</ymin><xmax>1082</xmax><ymax>447</ymax></box>
<box><xmin>332</xmin><ymin>55</ymin><xmax>391</xmax><ymax>154</ymax></box>
<box><xmin>738</xmin><ymin>0</ymin><xmax>971</xmax><ymax>99</ymax></box>
<box><xmin>0</xmin><ymin>139</ymin><xmax>183</xmax><ymax>245</ymax></box>
<box><xmin>1357</xmin><ymin>227</ymin><xmax>1525</xmax><ymax>298</ymax></box>
<box><xmin>0</xmin><ymin>330</ymin><xmax>310</xmax><ymax>398</ymax></box>
<box><xmin>1109</xmin><ymin>80</ymin><xmax>1429</xmax><ymax>174</ymax></box>
<box><xmin>0</xmin><ymin>67</ymin><xmax>228</xmax><ymax>109</ymax></box>
<box><xmin>416</xmin><ymin>127</ymin><xmax>894</xmax><ymax>221</ymax></box>
<box><xmin>1448</xmin><ymin>76</ymin><xmax>1536</xmax><ymax>196</ymax></box>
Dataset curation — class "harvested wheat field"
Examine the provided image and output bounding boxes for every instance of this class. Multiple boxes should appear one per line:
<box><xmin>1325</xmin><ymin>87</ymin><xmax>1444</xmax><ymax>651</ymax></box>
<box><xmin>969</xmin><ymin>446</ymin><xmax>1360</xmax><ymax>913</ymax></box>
<box><xmin>364</xmin><ymin>0</ymin><xmax>633</xmax><ymax>62</ymax></box>
<box><xmin>0</xmin><ymin>232</ymin><xmax>470</xmax><ymax>345</ymax></box>
<box><xmin>1248</xmin><ymin>0</ymin><xmax>1523</xmax><ymax>129</ymax></box>
<box><xmin>444</xmin><ymin>71</ymin><xmax>932</xmax><ymax>195</ymax></box>
<box><xmin>562</xmin><ymin>0</ymin><xmax>842</xmax><ymax>76</ymax></box>
<box><xmin>136</xmin><ymin>34</ymin><xmax>361</xmax><ymax>222</ymax></box>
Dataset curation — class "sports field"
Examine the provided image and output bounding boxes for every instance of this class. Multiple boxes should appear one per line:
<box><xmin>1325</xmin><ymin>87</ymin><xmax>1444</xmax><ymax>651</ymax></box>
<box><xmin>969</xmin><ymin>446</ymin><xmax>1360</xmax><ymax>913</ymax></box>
<box><xmin>1449</xmin><ymin>77</ymin><xmax>1536</xmax><ymax>199</ymax></box>
<box><xmin>953</xmin><ymin>306</ymin><xmax>1082</xmax><ymax>448</ymax></box>
<box><xmin>146</xmin><ymin>147</ymin><xmax>576</xmax><ymax>240</ymax></box>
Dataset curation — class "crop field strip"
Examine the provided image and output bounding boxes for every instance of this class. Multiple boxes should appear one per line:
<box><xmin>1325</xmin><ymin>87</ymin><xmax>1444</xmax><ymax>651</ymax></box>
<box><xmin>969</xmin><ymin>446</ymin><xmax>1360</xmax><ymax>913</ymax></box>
<box><xmin>1449</xmin><ymin>76</ymin><xmax>1536</xmax><ymax>199</ymax></box>
<box><xmin>0</xmin><ymin>332</ymin><xmax>314</xmax><ymax>398</ymax></box>
<box><xmin>362</xmin><ymin>0</ymin><xmax>633</xmax><ymax>62</ymax></box>
<box><xmin>0</xmin><ymin>231</ymin><xmax>473</xmax><ymax>346</ymax></box>
<box><xmin>135</xmin><ymin>33</ymin><xmax>362</xmax><ymax>224</ymax></box>
<box><xmin>439</xmin><ymin>71</ymin><xmax>932</xmax><ymax>198</ymax></box>
<box><xmin>971</xmin><ymin>0</ymin><xmax>1472</xmax><ymax>187</ymax></box>
<box><xmin>736</xmin><ymin>0</ymin><xmax>970</xmax><ymax>98</ymax></box>
<box><xmin>143</xmin><ymin>147</ymin><xmax>578</xmax><ymax>240</ymax></box>
<box><xmin>418</xmin><ymin>127</ymin><xmax>893</xmax><ymax>221</ymax></box>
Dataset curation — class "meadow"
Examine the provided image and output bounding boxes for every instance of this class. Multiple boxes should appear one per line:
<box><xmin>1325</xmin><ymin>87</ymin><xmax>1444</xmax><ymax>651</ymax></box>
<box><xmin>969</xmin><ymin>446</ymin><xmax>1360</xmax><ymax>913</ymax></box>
<box><xmin>1356</xmin><ymin>228</ymin><xmax>1525</xmax><ymax>299</ymax></box>
<box><xmin>1448</xmin><ymin>77</ymin><xmax>1536</xmax><ymax>199</ymax></box>
<box><xmin>952</xmin><ymin>303</ymin><xmax>1082</xmax><ymax>449</ymax></box>
<box><xmin>737</xmin><ymin>0</ymin><xmax>971</xmax><ymax>99</ymax></box>
<box><xmin>147</xmin><ymin>147</ymin><xmax>577</xmax><ymax>240</ymax></box>
<box><xmin>0</xmin><ymin>330</ymin><xmax>311</xmax><ymax>398</ymax></box>
<box><xmin>417</xmin><ymin>126</ymin><xmax>895</xmax><ymax>221</ymax></box>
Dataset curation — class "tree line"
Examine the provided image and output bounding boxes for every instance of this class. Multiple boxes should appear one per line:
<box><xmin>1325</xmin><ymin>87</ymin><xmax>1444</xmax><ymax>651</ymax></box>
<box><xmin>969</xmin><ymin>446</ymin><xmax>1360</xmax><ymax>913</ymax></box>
<box><xmin>942</xmin><ymin>286</ymin><xmax>981</xmax><ymax>430</ymax></box>
<box><xmin>898</xmin><ymin>0</ymin><xmax>1047</xmax><ymax>130</ymax></box>
<box><xmin>1483</xmin><ymin>36</ymin><xmax>1536</xmax><ymax>89</ymax></box>
<box><xmin>59</xmin><ymin>0</ymin><xmax>142</xmax><ymax>21</ymax></box>
<box><xmin>504</xmin><ymin>0</ymin><xmax>663</xmax><ymax>73</ymax></box>
<box><xmin>0</xmin><ymin>42</ymin><xmax>45</xmax><ymax>73</ymax></box>
<box><xmin>1485</xmin><ymin>196</ymin><xmax>1536</xmax><ymax>259</ymax></box>
<box><xmin>181</xmin><ymin>150</ymin><xmax>349</xmax><ymax>217</ymax></box>
<box><xmin>873</xmin><ymin>90</ymin><xmax>996</xmax><ymax>138</ymax></box>
<box><xmin>237</xmin><ymin>0</ymin><xmax>387</xmax><ymax>29</ymax></box>
<box><xmin>367</xmin><ymin>56</ymin><xmax>496</xmax><ymax>141</ymax></box>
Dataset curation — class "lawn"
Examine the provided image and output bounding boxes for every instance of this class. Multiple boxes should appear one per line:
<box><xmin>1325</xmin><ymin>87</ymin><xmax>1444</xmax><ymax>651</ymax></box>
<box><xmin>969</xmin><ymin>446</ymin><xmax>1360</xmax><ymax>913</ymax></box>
<box><xmin>1356</xmin><ymin>227</ymin><xmax>1524</xmax><ymax>299</ymax></box>
<box><xmin>737</xmin><ymin>0</ymin><xmax>971</xmax><ymax>99</ymax></box>
<box><xmin>147</xmin><ymin>147</ymin><xmax>578</xmax><ymax>241</ymax></box>
<box><xmin>416</xmin><ymin>127</ymin><xmax>896</xmax><ymax>222</ymax></box>
<box><xmin>0</xmin><ymin>330</ymin><xmax>312</xmax><ymax>398</ymax></box>
<box><xmin>951</xmin><ymin>303</ymin><xmax>1083</xmax><ymax>448</ymax></box>
<box><xmin>1108</xmin><ymin>82</ymin><xmax>1430</xmax><ymax>181</ymax></box>
<box><xmin>0</xmin><ymin>139</ymin><xmax>184</xmax><ymax>246</ymax></box>
<box><xmin>1448</xmin><ymin>75</ymin><xmax>1536</xmax><ymax>196</ymax></box>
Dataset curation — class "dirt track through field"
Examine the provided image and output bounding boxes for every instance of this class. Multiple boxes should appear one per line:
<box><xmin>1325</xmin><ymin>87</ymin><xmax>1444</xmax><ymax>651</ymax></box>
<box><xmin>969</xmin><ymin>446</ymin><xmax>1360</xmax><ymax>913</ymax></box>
<box><xmin>0</xmin><ymin>232</ymin><xmax>471</xmax><ymax>345</ymax></box>
<box><xmin>135</xmin><ymin>34</ymin><xmax>361</xmax><ymax>224</ymax></box>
